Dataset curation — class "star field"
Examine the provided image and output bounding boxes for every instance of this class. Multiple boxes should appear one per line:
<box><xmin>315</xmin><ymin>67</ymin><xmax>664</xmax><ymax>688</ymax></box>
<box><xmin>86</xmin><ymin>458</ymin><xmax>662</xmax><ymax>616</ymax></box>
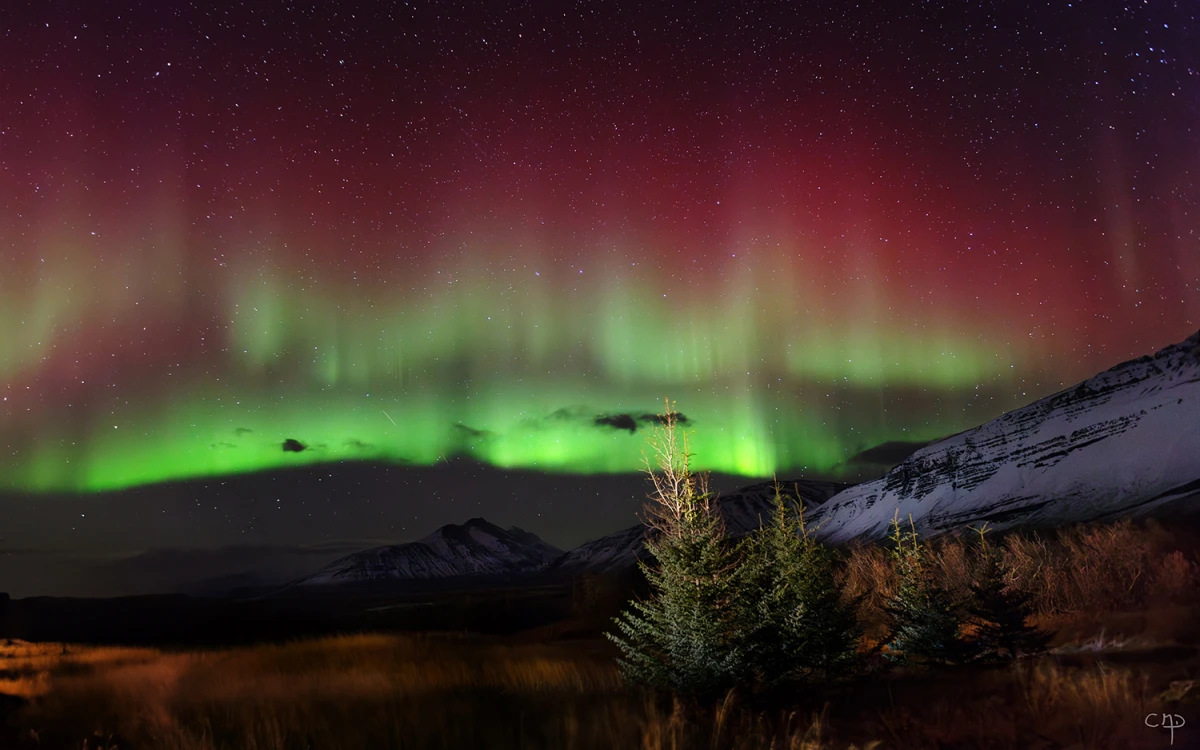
<box><xmin>0</xmin><ymin>1</ymin><xmax>1196</xmax><ymax>588</ymax></box>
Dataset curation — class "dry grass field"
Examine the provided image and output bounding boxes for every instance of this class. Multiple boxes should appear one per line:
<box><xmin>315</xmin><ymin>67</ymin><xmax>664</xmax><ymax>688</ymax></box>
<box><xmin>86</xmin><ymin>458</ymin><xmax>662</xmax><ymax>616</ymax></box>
<box><xmin>4</xmin><ymin>518</ymin><xmax>1200</xmax><ymax>748</ymax></box>
<box><xmin>0</xmin><ymin>631</ymin><xmax>1194</xmax><ymax>749</ymax></box>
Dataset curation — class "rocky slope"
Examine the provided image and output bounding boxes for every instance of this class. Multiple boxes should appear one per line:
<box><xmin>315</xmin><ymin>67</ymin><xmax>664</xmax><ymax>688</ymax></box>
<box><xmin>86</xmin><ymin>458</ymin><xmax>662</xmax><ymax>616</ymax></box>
<box><xmin>809</xmin><ymin>330</ymin><xmax>1200</xmax><ymax>543</ymax></box>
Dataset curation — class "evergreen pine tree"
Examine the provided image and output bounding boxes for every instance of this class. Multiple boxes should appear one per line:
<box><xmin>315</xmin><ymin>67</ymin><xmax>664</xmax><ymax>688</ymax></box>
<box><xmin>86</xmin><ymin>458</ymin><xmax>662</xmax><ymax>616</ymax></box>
<box><xmin>739</xmin><ymin>484</ymin><xmax>804</xmax><ymax>686</ymax></box>
<box><xmin>967</xmin><ymin>526</ymin><xmax>1050</xmax><ymax>661</ymax></box>
<box><xmin>792</xmin><ymin>531</ymin><xmax>862</xmax><ymax>679</ymax></box>
<box><xmin>739</xmin><ymin>483</ymin><xmax>860</xmax><ymax>686</ymax></box>
<box><xmin>606</xmin><ymin>402</ymin><xmax>747</xmax><ymax>696</ymax></box>
<box><xmin>883</xmin><ymin>515</ymin><xmax>973</xmax><ymax>666</ymax></box>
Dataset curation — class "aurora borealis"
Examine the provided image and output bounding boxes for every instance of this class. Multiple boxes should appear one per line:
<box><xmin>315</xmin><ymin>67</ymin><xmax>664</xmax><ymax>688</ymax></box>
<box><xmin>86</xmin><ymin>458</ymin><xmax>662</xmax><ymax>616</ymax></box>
<box><xmin>0</xmin><ymin>0</ymin><xmax>1197</xmax><ymax>590</ymax></box>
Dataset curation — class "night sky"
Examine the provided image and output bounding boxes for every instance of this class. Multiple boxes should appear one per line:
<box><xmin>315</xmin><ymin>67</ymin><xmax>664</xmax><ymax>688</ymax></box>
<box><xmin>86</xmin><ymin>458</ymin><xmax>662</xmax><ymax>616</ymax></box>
<box><xmin>0</xmin><ymin>1</ymin><xmax>1196</xmax><ymax>595</ymax></box>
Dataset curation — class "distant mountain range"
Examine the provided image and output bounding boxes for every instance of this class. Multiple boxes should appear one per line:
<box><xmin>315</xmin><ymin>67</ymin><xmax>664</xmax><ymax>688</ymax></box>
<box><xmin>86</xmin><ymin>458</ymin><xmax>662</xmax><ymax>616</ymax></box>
<box><xmin>287</xmin><ymin>329</ymin><xmax>1200</xmax><ymax>589</ymax></box>
<box><xmin>292</xmin><ymin>518</ymin><xmax>562</xmax><ymax>586</ymax></box>
<box><xmin>545</xmin><ymin>479</ymin><xmax>850</xmax><ymax>574</ymax></box>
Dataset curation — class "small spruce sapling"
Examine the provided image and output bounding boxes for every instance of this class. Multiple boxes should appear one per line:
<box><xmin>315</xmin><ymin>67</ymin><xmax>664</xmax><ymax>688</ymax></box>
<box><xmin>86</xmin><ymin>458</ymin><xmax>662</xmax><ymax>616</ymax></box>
<box><xmin>739</xmin><ymin>482</ymin><xmax>860</xmax><ymax>685</ymax></box>
<box><xmin>883</xmin><ymin>514</ymin><xmax>973</xmax><ymax>666</ymax></box>
<box><xmin>967</xmin><ymin>524</ymin><xmax>1050</xmax><ymax>661</ymax></box>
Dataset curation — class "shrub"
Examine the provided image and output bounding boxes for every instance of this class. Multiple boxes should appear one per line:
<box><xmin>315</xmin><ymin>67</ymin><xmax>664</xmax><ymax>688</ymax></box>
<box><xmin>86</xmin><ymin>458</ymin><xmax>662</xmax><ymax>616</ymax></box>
<box><xmin>928</xmin><ymin>534</ymin><xmax>975</xmax><ymax>606</ymax></box>
<box><xmin>1147</xmin><ymin>549</ymin><xmax>1200</xmax><ymax>605</ymax></box>
<box><xmin>837</xmin><ymin>540</ymin><xmax>897</xmax><ymax>641</ymax></box>
<box><xmin>1001</xmin><ymin>519</ymin><xmax>1184</xmax><ymax>617</ymax></box>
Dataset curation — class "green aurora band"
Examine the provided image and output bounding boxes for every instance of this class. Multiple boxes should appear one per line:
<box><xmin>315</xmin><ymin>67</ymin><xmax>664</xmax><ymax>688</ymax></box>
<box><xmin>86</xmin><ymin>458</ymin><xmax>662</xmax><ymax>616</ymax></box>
<box><xmin>0</xmin><ymin>246</ymin><xmax>1032</xmax><ymax>493</ymax></box>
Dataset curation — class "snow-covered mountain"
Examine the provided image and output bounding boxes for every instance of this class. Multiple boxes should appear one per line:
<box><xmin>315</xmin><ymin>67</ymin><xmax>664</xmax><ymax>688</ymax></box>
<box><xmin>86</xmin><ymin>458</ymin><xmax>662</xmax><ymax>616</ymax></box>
<box><xmin>809</xmin><ymin>330</ymin><xmax>1200</xmax><ymax>543</ymax></box>
<box><xmin>548</xmin><ymin>479</ymin><xmax>851</xmax><ymax>574</ymax></box>
<box><xmin>293</xmin><ymin>518</ymin><xmax>561</xmax><ymax>585</ymax></box>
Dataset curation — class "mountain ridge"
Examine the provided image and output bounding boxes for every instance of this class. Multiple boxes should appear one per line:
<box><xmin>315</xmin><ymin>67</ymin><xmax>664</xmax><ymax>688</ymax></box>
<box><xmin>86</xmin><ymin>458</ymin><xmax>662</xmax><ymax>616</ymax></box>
<box><xmin>547</xmin><ymin>479</ymin><xmax>851</xmax><ymax>574</ymax></box>
<box><xmin>292</xmin><ymin>517</ymin><xmax>562</xmax><ymax>586</ymax></box>
<box><xmin>808</xmin><ymin>329</ymin><xmax>1200</xmax><ymax>542</ymax></box>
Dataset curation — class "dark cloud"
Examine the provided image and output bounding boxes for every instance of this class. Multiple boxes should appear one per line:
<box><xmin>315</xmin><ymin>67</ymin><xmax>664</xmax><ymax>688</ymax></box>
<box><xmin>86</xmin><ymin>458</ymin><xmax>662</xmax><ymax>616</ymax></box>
<box><xmin>234</xmin><ymin>427</ymin><xmax>254</xmax><ymax>437</ymax></box>
<box><xmin>638</xmin><ymin>411</ymin><xmax>689</xmax><ymax>426</ymax></box>
<box><xmin>453</xmin><ymin>423</ymin><xmax>492</xmax><ymax>440</ymax></box>
<box><xmin>344</xmin><ymin>439</ymin><xmax>374</xmax><ymax>452</ymax></box>
<box><xmin>520</xmin><ymin>408</ymin><xmax>693</xmax><ymax>435</ymax></box>
<box><xmin>847</xmin><ymin>440</ymin><xmax>934</xmax><ymax>468</ymax></box>
<box><xmin>594</xmin><ymin>414</ymin><xmax>638</xmax><ymax>433</ymax></box>
<box><xmin>211</xmin><ymin>441</ymin><xmax>238</xmax><ymax>450</ymax></box>
<box><xmin>282</xmin><ymin>438</ymin><xmax>308</xmax><ymax>453</ymax></box>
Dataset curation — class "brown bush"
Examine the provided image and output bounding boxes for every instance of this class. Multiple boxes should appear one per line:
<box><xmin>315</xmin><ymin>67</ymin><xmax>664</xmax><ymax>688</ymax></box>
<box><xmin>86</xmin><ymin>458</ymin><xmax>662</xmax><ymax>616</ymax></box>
<box><xmin>1061</xmin><ymin>520</ymin><xmax>1160</xmax><ymax>610</ymax></box>
<box><xmin>836</xmin><ymin>541</ymin><xmax>896</xmax><ymax>639</ymax></box>
<box><xmin>839</xmin><ymin>516</ymin><xmax>1200</xmax><ymax>639</ymax></box>
<box><xmin>1147</xmin><ymin>549</ymin><xmax>1200</xmax><ymax>605</ymax></box>
<box><xmin>994</xmin><ymin>519</ymin><xmax>1194</xmax><ymax>617</ymax></box>
<box><xmin>927</xmin><ymin>534</ymin><xmax>975</xmax><ymax>605</ymax></box>
<box><xmin>999</xmin><ymin>531</ymin><xmax>1057</xmax><ymax>612</ymax></box>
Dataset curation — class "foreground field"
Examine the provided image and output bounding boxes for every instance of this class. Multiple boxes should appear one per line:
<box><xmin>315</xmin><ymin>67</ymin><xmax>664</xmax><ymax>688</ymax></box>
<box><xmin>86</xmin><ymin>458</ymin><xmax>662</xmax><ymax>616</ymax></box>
<box><xmin>4</xmin><ymin>517</ymin><xmax>1200</xmax><ymax>748</ymax></box>
<box><xmin>1</xmin><ymin>629</ymin><xmax>1196</xmax><ymax>749</ymax></box>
